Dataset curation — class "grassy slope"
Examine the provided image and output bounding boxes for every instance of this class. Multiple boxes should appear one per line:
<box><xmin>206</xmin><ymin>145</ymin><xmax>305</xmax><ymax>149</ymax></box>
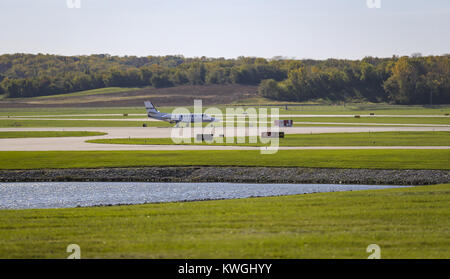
<box><xmin>0</xmin><ymin>150</ymin><xmax>448</xmax><ymax>170</ymax></box>
<box><xmin>0</xmin><ymin>131</ymin><xmax>106</xmax><ymax>138</ymax></box>
<box><xmin>87</xmin><ymin>132</ymin><xmax>450</xmax><ymax>147</ymax></box>
<box><xmin>0</xmin><ymin>183</ymin><xmax>448</xmax><ymax>259</ymax></box>
<box><xmin>32</xmin><ymin>87</ymin><xmax>147</xmax><ymax>99</ymax></box>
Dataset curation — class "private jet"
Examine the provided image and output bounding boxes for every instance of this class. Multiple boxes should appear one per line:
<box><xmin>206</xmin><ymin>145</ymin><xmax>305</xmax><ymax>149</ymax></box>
<box><xmin>144</xmin><ymin>101</ymin><xmax>219</xmax><ymax>127</ymax></box>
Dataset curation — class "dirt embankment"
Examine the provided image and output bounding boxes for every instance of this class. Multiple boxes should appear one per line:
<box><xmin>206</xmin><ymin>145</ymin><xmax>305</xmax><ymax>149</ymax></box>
<box><xmin>1</xmin><ymin>167</ymin><xmax>449</xmax><ymax>185</ymax></box>
<box><xmin>0</xmin><ymin>84</ymin><xmax>259</xmax><ymax>108</ymax></box>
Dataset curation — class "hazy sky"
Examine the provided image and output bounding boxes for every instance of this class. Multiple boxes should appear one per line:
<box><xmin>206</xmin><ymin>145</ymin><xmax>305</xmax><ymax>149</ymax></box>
<box><xmin>0</xmin><ymin>0</ymin><xmax>449</xmax><ymax>59</ymax></box>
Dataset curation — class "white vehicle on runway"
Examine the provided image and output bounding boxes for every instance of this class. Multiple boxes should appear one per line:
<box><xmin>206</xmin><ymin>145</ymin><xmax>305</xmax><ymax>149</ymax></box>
<box><xmin>144</xmin><ymin>101</ymin><xmax>219</xmax><ymax>126</ymax></box>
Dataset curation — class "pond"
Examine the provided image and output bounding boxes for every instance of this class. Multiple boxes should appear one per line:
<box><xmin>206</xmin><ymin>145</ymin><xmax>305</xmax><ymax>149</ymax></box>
<box><xmin>0</xmin><ymin>182</ymin><xmax>409</xmax><ymax>209</ymax></box>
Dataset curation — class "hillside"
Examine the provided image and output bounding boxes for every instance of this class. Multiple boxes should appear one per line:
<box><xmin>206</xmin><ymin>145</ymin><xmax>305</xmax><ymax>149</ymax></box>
<box><xmin>0</xmin><ymin>53</ymin><xmax>448</xmax><ymax>105</ymax></box>
<box><xmin>0</xmin><ymin>84</ymin><xmax>258</xmax><ymax>107</ymax></box>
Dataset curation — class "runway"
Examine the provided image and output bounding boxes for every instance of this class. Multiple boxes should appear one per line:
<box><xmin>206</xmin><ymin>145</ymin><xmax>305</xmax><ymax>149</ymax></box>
<box><xmin>1</xmin><ymin>119</ymin><xmax>449</xmax><ymax>127</ymax></box>
<box><xmin>2</xmin><ymin>115</ymin><xmax>448</xmax><ymax>127</ymax></box>
<box><xmin>2</xmin><ymin>114</ymin><xmax>449</xmax><ymax>118</ymax></box>
<box><xmin>0</xmin><ymin>126</ymin><xmax>449</xmax><ymax>151</ymax></box>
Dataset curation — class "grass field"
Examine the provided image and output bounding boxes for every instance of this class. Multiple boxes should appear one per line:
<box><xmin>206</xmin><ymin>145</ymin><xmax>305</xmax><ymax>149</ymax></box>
<box><xmin>232</xmin><ymin>103</ymin><xmax>450</xmax><ymax>116</ymax></box>
<box><xmin>0</xmin><ymin>117</ymin><xmax>448</xmax><ymax>128</ymax></box>
<box><xmin>32</xmin><ymin>87</ymin><xmax>147</xmax><ymax>99</ymax></box>
<box><xmin>0</xmin><ymin>107</ymin><xmax>146</xmax><ymax>116</ymax></box>
<box><xmin>8</xmin><ymin>115</ymin><xmax>450</xmax><ymax>125</ymax></box>
<box><xmin>22</xmin><ymin>115</ymin><xmax>148</xmax><ymax>119</ymax></box>
<box><xmin>289</xmin><ymin>117</ymin><xmax>450</xmax><ymax>125</ymax></box>
<box><xmin>0</xmin><ymin>149</ymin><xmax>448</xmax><ymax>170</ymax></box>
<box><xmin>0</xmin><ymin>104</ymin><xmax>449</xmax><ymax>117</ymax></box>
<box><xmin>276</xmin><ymin>104</ymin><xmax>450</xmax><ymax>115</ymax></box>
<box><xmin>86</xmin><ymin>132</ymin><xmax>450</xmax><ymax>147</ymax></box>
<box><xmin>0</xmin><ymin>131</ymin><xmax>106</xmax><ymax>138</ymax></box>
<box><xmin>1</xmin><ymin>85</ymin><xmax>449</xmax><ymax>115</ymax></box>
<box><xmin>0</xmin><ymin>119</ymin><xmax>171</xmax><ymax>128</ymax></box>
<box><xmin>0</xmin><ymin>183</ymin><xmax>448</xmax><ymax>258</ymax></box>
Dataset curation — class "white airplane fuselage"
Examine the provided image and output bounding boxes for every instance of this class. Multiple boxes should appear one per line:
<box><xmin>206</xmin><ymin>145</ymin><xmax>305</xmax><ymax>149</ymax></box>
<box><xmin>145</xmin><ymin>101</ymin><xmax>219</xmax><ymax>124</ymax></box>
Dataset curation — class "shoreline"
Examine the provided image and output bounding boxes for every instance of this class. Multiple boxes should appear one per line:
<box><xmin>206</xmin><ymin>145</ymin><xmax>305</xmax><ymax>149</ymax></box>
<box><xmin>0</xmin><ymin>166</ymin><xmax>449</xmax><ymax>185</ymax></box>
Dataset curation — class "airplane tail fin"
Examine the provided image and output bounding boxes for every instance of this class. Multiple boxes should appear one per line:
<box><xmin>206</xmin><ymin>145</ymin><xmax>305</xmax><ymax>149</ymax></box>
<box><xmin>144</xmin><ymin>101</ymin><xmax>159</xmax><ymax>114</ymax></box>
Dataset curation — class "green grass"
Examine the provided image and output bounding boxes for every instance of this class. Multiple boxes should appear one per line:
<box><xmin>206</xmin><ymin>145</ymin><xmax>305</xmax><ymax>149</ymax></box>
<box><xmin>0</xmin><ymin>119</ymin><xmax>171</xmax><ymax>128</ymax></box>
<box><xmin>26</xmin><ymin>115</ymin><xmax>148</xmax><ymax>119</ymax></box>
<box><xmin>0</xmin><ymin>107</ymin><xmax>146</xmax><ymax>117</ymax></box>
<box><xmin>86</xmin><ymin>132</ymin><xmax>450</xmax><ymax>147</ymax></box>
<box><xmin>20</xmin><ymin>115</ymin><xmax>450</xmax><ymax>125</ymax></box>
<box><xmin>0</xmin><ymin>104</ymin><xmax>449</xmax><ymax>117</ymax></box>
<box><xmin>0</xmin><ymin>150</ymin><xmax>448</xmax><ymax>170</ymax></box>
<box><xmin>0</xmin><ymin>131</ymin><xmax>106</xmax><ymax>138</ymax></box>
<box><xmin>289</xmin><ymin>117</ymin><xmax>450</xmax><ymax>125</ymax></box>
<box><xmin>269</xmin><ymin>104</ymin><xmax>450</xmax><ymax>115</ymax></box>
<box><xmin>32</xmin><ymin>87</ymin><xmax>148</xmax><ymax>99</ymax></box>
<box><xmin>0</xmin><ymin>183</ymin><xmax>448</xmax><ymax>258</ymax></box>
<box><xmin>176</xmin><ymin>104</ymin><xmax>450</xmax><ymax>116</ymax></box>
<box><xmin>0</xmin><ymin>119</ymin><xmax>425</xmax><ymax>128</ymax></box>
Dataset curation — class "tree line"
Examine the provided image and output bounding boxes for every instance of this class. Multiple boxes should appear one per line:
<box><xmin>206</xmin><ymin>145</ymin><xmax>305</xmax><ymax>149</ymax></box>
<box><xmin>0</xmin><ymin>53</ymin><xmax>448</xmax><ymax>104</ymax></box>
<box><xmin>258</xmin><ymin>55</ymin><xmax>449</xmax><ymax>105</ymax></box>
<box><xmin>0</xmin><ymin>54</ymin><xmax>287</xmax><ymax>98</ymax></box>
